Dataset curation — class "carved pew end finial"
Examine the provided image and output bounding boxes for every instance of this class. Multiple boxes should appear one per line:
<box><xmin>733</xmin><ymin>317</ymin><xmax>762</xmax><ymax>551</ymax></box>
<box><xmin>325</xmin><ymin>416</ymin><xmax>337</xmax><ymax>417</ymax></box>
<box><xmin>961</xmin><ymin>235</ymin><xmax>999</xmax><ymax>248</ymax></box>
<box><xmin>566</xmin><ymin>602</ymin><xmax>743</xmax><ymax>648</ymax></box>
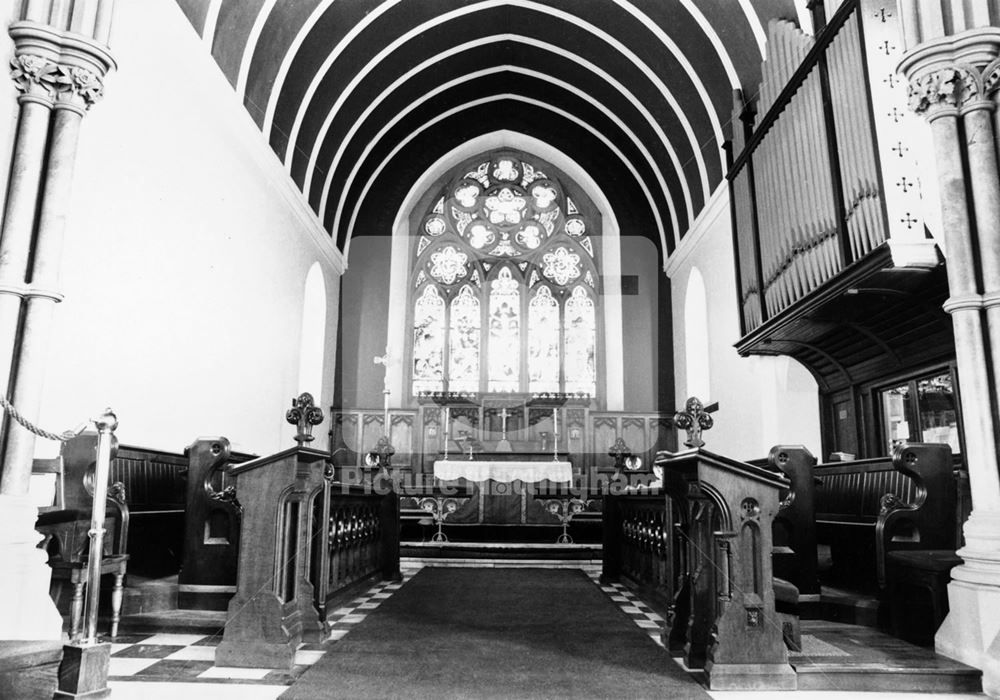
<box><xmin>286</xmin><ymin>392</ymin><xmax>324</xmax><ymax>446</ymax></box>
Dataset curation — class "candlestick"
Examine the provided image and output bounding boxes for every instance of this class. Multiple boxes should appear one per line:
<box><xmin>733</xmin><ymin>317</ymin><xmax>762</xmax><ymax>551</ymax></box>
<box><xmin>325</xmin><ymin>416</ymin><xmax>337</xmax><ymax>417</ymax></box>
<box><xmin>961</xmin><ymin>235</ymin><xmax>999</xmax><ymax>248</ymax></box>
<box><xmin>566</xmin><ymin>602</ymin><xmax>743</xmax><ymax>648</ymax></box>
<box><xmin>552</xmin><ymin>408</ymin><xmax>559</xmax><ymax>461</ymax></box>
<box><xmin>443</xmin><ymin>407</ymin><xmax>450</xmax><ymax>458</ymax></box>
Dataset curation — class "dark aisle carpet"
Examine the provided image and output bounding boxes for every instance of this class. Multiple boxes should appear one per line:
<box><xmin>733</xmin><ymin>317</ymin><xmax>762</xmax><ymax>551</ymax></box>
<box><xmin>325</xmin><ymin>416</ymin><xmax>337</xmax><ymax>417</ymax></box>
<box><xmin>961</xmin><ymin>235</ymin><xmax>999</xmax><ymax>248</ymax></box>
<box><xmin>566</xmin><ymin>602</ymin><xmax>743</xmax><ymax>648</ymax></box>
<box><xmin>281</xmin><ymin>567</ymin><xmax>709</xmax><ymax>699</ymax></box>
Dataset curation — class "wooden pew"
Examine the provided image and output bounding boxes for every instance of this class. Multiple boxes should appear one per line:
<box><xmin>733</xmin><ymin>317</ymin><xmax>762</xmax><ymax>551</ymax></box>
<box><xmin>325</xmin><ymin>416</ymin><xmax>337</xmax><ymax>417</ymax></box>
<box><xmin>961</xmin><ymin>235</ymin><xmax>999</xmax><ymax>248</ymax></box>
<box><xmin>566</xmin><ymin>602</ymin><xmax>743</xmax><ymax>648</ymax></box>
<box><xmin>749</xmin><ymin>445</ymin><xmax>819</xmax><ymax>595</ymax></box>
<box><xmin>177</xmin><ymin>437</ymin><xmax>254</xmax><ymax>610</ymax></box>
<box><xmin>813</xmin><ymin>442</ymin><xmax>955</xmax><ymax>590</ymax></box>
<box><xmin>603</xmin><ymin>448</ymin><xmax>797</xmax><ymax>690</ymax></box>
<box><xmin>106</xmin><ymin>442</ymin><xmax>187</xmax><ymax>577</ymax></box>
<box><xmin>217</xmin><ymin>447</ymin><xmax>401</xmax><ymax>670</ymax></box>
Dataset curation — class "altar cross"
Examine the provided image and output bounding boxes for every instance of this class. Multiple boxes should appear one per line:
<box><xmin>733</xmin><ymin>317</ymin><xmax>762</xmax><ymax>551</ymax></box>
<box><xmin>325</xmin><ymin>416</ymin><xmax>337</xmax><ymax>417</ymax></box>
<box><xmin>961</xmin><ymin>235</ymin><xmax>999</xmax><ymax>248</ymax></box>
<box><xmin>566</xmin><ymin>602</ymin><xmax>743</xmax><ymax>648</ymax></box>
<box><xmin>673</xmin><ymin>396</ymin><xmax>719</xmax><ymax>448</ymax></box>
<box><xmin>499</xmin><ymin>407</ymin><xmax>510</xmax><ymax>440</ymax></box>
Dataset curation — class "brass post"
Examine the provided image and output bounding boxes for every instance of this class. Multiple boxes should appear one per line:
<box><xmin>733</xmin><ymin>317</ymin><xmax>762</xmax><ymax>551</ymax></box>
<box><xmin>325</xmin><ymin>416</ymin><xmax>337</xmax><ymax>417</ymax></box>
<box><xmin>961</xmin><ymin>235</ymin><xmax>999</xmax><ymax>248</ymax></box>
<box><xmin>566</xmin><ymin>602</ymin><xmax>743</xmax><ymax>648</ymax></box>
<box><xmin>84</xmin><ymin>408</ymin><xmax>117</xmax><ymax>643</ymax></box>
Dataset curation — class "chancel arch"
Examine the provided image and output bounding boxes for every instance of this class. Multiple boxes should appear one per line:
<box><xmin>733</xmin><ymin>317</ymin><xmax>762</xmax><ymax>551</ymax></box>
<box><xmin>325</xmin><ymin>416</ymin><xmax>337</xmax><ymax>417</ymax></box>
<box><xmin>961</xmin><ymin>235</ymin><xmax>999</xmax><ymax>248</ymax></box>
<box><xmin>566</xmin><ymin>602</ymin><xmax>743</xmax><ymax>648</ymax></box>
<box><xmin>382</xmin><ymin>131</ymin><xmax>625</xmax><ymax>411</ymax></box>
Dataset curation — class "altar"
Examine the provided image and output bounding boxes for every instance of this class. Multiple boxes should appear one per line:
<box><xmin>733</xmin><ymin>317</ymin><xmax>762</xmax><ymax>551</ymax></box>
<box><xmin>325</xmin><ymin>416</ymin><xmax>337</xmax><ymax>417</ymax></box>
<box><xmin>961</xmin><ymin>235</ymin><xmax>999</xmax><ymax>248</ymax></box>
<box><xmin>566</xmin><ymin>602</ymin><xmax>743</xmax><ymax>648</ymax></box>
<box><xmin>432</xmin><ymin>455</ymin><xmax>572</xmax><ymax>525</ymax></box>
<box><xmin>433</xmin><ymin>459</ymin><xmax>572</xmax><ymax>484</ymax></box>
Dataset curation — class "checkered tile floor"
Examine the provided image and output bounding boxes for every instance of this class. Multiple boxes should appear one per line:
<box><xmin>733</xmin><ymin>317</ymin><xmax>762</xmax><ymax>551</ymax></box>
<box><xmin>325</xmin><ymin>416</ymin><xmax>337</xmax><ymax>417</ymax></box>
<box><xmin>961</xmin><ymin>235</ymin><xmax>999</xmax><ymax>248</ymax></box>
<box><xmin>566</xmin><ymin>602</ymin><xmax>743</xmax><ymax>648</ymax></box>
<box><xmin>584</xmin><ymin>569</ymin><xmax>667</xmax><ymax>648</ymax></box>
<box><xmin>108</xmin><ymin>570</ymin><xmax>418</xmax><ymax>688</ymax></box>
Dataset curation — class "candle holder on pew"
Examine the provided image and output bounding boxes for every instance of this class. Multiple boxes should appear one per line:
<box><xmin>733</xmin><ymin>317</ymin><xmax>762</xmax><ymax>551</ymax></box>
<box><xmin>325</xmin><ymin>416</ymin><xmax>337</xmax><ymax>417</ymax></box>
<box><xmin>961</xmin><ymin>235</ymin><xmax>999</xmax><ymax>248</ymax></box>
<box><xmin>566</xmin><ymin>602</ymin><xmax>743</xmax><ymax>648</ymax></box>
<box><xmin>364</xmin><ymin>435</ymin><xmax>395</xmax><ymax>482</ymax></box>
<box><xmin>418</xmin><ymin>496</ymin><xmax>462</xmax><ymax>542</ymax></box>
<box><xmin>542</xmin><ymin>497</ymin><xmax>589</xmax><ymax>544</ymax></box>
<box><xmin>609</xmin><ymin>437</ymin><xmax>643</xmax><ymax>482</ymax></box>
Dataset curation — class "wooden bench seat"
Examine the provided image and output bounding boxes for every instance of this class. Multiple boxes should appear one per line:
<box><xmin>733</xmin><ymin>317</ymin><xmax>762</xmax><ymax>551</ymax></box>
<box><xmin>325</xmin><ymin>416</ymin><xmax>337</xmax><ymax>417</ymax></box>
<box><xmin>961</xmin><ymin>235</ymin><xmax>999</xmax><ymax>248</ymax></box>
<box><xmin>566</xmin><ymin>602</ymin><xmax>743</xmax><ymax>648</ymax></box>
<box><xmin>813</xmin><ymin>442</ymin><xmax>955</xmax><ymax>590</ymax></box>
<box><xmin>750</xmin><ymin>445</ymin><xmax>820</xmax><ymax>595</ymax></box>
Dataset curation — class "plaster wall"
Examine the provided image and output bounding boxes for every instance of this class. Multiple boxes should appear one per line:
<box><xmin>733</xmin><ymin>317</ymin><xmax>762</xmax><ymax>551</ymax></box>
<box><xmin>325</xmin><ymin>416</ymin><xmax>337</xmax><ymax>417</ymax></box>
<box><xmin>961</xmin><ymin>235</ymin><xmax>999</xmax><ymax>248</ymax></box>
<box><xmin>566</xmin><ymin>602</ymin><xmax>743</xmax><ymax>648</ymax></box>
<box><xmin>670</xmin><ymin>185</ymin><xmax>821</xmax><ymax>460</ymax></box>
<box><xmin>338</xmin><ymin>235</ymin><xmax>392</xmax><ymax>410</ymax></box>
<box><xmin>34</xmin><ymin>0</ymin><xmax>342</xmax><ymax>457</ymax></box>
<box><xmin>620</xmin><ymin>235</ymin><xmax>660</xmax><ymax>412</ymax></box>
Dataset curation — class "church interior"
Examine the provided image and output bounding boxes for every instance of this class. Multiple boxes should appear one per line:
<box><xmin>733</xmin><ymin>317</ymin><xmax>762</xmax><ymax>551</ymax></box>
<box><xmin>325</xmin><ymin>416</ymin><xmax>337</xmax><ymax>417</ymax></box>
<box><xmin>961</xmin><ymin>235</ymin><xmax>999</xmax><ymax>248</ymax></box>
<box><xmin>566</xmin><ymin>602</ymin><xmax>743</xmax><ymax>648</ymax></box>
<box><xmin>1</xmin><ymin>0</ymin><xmax>1000</xmax><ymax>697</ymax></box>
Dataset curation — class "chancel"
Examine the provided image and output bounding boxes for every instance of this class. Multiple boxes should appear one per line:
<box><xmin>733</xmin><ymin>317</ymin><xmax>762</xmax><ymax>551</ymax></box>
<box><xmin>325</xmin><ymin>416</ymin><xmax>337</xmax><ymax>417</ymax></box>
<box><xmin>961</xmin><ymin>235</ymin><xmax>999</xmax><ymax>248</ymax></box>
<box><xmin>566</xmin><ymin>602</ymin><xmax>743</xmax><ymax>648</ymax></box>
<box><xmin>1</xmin><ymin>0</ymin><xmax>1000</xmax><ymax>698</ymax></box>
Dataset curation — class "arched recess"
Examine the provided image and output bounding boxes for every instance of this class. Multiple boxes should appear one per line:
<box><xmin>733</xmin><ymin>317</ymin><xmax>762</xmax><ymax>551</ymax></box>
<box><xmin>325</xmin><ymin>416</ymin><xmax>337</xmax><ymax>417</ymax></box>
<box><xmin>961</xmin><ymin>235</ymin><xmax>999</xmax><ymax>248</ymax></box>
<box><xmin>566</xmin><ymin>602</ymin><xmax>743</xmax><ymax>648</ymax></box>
<box><xmin>298</xmin><ymin>262</ymin><xmax>328</xmax><ymax>397</ymax></box>
<box><xmin>379</xmin><ymin>130</ymin><xmax>625</xmax><ymax>410</ymax></box>
<box><xmin>684</xmin><ymin>266</ymin><xmax>710</xmax><ymax>401</ymax></box>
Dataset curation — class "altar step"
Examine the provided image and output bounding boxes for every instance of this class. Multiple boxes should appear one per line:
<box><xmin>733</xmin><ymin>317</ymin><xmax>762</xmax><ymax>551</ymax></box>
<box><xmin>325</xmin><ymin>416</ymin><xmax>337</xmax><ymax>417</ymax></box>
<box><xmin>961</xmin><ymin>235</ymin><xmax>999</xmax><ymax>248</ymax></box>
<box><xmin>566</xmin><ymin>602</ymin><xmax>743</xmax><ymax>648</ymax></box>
<box><xmin>787</xmin><ymin>621</ymin><xmax>982</xmax><ymax>693</ymax></box>
<box><xmin>401</xmin><ymin>540</ymin><xmax>602</xmax><ymax>564</ymax></box>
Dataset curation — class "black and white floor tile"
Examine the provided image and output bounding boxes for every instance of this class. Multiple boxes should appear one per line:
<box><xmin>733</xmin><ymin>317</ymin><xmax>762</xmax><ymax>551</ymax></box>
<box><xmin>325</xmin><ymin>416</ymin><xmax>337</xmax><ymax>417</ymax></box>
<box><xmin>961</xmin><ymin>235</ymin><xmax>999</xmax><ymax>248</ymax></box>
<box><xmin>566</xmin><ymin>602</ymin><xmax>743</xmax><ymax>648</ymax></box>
<box><xmin>106</xmin><ymin>569</ymin><xmax>419</xmax><ymax>699</ymax></box>
<box><xmin>585</xmin><ymin>568</ymin><xmax>666</xmax><ymax>648</ymax></box>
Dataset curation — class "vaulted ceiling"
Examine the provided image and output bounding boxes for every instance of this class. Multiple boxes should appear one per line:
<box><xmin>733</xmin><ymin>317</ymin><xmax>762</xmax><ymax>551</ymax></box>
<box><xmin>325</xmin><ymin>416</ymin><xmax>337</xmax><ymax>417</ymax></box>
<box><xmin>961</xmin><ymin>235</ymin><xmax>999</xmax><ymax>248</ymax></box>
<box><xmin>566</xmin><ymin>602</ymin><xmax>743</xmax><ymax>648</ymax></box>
<box><xmin>174</xmin><ymin>0</ymin><xmax>798</xmax><ymax>264</ymax></box>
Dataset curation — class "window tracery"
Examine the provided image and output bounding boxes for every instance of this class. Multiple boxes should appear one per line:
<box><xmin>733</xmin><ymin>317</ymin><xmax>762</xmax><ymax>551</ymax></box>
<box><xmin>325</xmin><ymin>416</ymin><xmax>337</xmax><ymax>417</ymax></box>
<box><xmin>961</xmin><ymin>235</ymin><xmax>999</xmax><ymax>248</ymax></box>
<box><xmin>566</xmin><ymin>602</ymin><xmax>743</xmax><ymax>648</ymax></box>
<box><xmin>410</xmin><ymin>154</ymin><xmax>599</xmax><ymax>398</ymax></box>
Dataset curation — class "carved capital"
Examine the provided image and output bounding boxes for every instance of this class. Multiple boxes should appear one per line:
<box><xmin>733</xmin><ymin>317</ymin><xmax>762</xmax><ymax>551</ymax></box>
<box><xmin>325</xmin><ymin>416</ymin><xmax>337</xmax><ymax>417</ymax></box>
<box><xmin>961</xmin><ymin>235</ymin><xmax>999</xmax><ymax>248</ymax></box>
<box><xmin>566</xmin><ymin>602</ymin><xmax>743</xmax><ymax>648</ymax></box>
<box><xmin>907</xmin><ymin>65</ymin><xmax>981</xmax><ymax>117</ymax></box>
<box><xmin>52</xmin><ymin>64</ymin><xmax>103</xmax><ymax>110</ymax></box>
<box><xmin>9</xmin><ymin>53</ymin><xmax>57</xmax><ymax>101</ymax></box>
<box><xmin>984</xmin><ymin>58</ymin><xmax>1000</xmax><ymax>96</ymax></box>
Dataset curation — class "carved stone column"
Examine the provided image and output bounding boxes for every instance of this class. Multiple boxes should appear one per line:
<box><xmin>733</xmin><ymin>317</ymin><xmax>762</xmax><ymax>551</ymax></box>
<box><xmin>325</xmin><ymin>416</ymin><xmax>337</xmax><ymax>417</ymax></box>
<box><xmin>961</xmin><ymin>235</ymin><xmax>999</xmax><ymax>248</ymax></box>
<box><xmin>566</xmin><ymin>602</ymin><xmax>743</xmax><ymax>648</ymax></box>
<box><xmin>2</xmin><ymin>26</ymin><xmax>112</xmax><ymax>484</ymax></box>
<box><xmin>0</xmin><ymin>17</ymin><xmax>114</xmax><ymax>642</ymax></box>
<box><xmin>900</xmin><ymin>29</ymin><xmax>1000</xmax><ymax>695</ymax></box>
<box><xmin>0</xmin><ymin>52</ymin><xmax>57</xmax><ymax>452</ymax></box>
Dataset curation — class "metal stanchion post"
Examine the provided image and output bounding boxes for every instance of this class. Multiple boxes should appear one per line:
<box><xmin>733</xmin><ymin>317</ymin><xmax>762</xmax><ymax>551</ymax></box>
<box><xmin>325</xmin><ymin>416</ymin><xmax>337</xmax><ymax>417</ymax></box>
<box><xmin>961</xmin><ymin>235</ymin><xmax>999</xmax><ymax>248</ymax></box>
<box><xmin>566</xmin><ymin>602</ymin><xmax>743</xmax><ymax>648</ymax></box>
<box><xmin>56</xmin><ymin>408</ymin><xmax>116</xmax><ymax>700</ymax></box>
<box><xmin>83</xmin><ymin>408</ymin><xmax>117</xmax><ymax>643</ymax></box>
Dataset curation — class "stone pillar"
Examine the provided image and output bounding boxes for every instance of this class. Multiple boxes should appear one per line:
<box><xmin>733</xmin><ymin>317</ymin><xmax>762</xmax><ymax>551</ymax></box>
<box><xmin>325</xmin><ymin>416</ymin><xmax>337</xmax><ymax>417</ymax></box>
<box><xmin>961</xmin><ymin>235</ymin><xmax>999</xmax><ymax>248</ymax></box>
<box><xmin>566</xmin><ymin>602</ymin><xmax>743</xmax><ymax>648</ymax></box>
<box><xmin>3</xmin><ymin>45</ymin><xmax>108</xmax><ymax>484</ymax></box>
<box><xmin>0</xmin><ymin>16</ymin><xmax>114</xmax><ymax>642</ymax></box>
<box><xmin>900</xmin><ymin>30</ymin><xmax>1000</xmax><ymax>696</ymax></box>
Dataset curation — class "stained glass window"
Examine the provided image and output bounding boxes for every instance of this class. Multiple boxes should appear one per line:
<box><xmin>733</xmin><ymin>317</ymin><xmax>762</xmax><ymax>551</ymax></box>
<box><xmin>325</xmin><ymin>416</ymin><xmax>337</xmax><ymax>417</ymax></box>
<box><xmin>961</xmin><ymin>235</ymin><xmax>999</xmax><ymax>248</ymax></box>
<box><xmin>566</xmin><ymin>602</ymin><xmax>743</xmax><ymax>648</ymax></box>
<box><xmin>564</xmin><ymin>286</ymin><xmax>596</xmax><ymax>396</ymax></box>
<box><xmin>412</xmin><ymin>285</ymin><xmax>445</xmax><ymax>393</ymax></box>
<box><xmin>488</xmin><ymin>267</ymin><xmax>520</xmax><ymax>392</ymax></box>
<box><xmin>410</xmin><ymin>153</ymin><xmax>600</xmax><ymax>399</ymax></box>
<box><xmin>528</xmin><ymin>286</ymin><xmax>560</xmax><ymax>393</ymax></box>
<box><xmin>449</xmin><ymin>285</ymin><xmax>480</xmax><ymax>393</ymax></box>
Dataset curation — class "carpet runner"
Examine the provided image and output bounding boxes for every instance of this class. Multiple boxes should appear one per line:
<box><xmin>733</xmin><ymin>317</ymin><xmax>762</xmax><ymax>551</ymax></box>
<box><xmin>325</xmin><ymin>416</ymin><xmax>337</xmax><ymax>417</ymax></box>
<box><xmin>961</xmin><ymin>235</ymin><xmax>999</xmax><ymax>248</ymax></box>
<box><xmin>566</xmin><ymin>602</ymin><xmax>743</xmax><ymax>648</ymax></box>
<box><xmin>281</xmin><ymin>567</ymin><xmax>709</xmax><ymax>699</ymax></box>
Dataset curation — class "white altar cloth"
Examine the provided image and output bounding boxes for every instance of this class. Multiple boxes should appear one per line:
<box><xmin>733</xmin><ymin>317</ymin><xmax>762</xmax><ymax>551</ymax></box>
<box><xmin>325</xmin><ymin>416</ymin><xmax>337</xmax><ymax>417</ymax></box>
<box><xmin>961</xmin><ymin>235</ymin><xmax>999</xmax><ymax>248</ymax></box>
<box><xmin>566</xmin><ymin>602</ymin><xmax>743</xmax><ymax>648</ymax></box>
<box><xmin>434</xmin><ymin>460</ymin><xmax>572</xmax><ymax>483</ymax></box>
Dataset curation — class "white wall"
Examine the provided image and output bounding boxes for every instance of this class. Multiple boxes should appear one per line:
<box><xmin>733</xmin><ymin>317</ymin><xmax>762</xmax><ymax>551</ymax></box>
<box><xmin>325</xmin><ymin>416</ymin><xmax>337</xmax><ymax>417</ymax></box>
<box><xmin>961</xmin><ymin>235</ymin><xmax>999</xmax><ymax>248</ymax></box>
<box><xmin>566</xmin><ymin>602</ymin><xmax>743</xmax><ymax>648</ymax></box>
<box><xmin>35</xmin><ymin>0</ymin><xmax>342</xmax><ymax>456</ymax></box>
<box><xmin>668</xmin><ymin>184</ymin><xmax>821</xmax><ymax>460</ymax></box>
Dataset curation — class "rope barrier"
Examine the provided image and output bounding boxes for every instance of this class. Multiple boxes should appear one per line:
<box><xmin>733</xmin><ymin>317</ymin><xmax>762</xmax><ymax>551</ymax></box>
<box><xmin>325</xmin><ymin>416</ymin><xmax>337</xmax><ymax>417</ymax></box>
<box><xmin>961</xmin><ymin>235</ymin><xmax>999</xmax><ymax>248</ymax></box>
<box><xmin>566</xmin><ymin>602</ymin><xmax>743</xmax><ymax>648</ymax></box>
<box><xmin>0</xmin><ymin>395</ymin><xmax>85</xmax><ymax>442</ymax></box>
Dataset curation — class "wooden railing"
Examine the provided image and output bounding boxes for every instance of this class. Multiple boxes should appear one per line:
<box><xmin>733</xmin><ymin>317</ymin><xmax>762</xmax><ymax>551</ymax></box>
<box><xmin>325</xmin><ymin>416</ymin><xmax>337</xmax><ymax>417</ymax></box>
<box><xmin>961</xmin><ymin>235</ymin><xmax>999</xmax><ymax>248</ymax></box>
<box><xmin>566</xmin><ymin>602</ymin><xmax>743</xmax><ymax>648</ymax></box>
<box><xmin>602</xmin><ymin>492</ymin><xmax>678</xmax><ymax>611</ymax></box>
<box><xmin>729</xmin><ymin>1</ymin><xmax>888</xmax><ymax>335</ymax></box>
<box><xmin>320</xmin><ymin>488</ymin><xmax>396</xmax><ymax>608</ymax></box>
